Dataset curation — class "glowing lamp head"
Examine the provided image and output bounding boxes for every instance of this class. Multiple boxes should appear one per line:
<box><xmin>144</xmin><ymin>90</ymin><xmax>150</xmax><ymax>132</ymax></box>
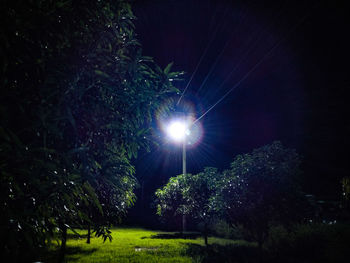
<box><xmin>167</xmin><ymin>121</ymin><xmax>188</xmax><ymax>142</ymax></box>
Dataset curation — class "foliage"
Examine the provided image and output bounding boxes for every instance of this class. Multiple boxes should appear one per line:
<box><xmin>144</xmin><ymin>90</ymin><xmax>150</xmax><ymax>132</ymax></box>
<box><xmin>213</xmin><ymin>141</ymin><xmax>307</xmax><ymax>248</ymax></box>
<box><xmin>208</xmin><ymin>218</ymin><xmax>243</xmax><ymax>240</ymax></box>
<box><xmin>155</xmin><ymin>142</ymin><xmax>307</xmax><ymax>248</ymax></box>
<box><xmin>0</xmin><ymin>0</ymin><xmax>182</xmax><ymax>261</ymax></box>
<box><xmin>155</xmin><ymin>168</ymin><xmax>221</xmax><ymax>244</ymax></box>
<box><xmin>155</xmin><ymin>168</ymin><xmax>221</xmax><ymax>221</ymax></box>
<box><xmin>182</xmin><ymin>167</ymin><xmax>221</xmax><ymax>244</ymax></box>
<box><xmin>155</xmin><ymin>174</ymin><xmax>190</xmax><ymax>229</ymax></box>
<box><xmin>266</xmin><ymin>223</ymin><xmax>350</xmax><ymax>263</ymax></box>
<box><xmin>183</xmin><ymin>168</ymin><xmax>220</xmax><ymax>222</ymax></box>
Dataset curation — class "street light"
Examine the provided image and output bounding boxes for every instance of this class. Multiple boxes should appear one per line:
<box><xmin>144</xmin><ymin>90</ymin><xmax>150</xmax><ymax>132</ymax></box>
<box><xmin>166</xmin><ymin>118</ymin><xmax>191</xmax><ymax>232</ymax></box>
<box><xmin>167</xmin><ymin>121</ymin><xmax>189</xmax><ymax>142</ymax></box>
<box><xmin>166</xmin><ymin>119</ymin><xmax>191</xmax><ymax>175</ymax></box>
<box><xmin>162</xmin><ymin>112</ymin><xmax>202</xmax><ymax>232</ymax></box>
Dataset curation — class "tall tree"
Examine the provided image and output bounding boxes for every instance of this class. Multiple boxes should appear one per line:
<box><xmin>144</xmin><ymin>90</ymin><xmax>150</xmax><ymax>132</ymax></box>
<box><xmin>0</xmin><ymin>0</ymin><xmax>182</xmax><ymax>261</ymax></box>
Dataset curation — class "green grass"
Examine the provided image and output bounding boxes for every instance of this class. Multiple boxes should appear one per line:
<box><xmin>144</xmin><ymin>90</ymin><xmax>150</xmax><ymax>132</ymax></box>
<box><xmin>40</xmin><ymin>224</ymin><xmax>350</xmax><ymax>263</ymax></box>
<box><xmin>44</xmin><ymin>227</ymin><xmax>254</xmax><ymax>263</ymax></box>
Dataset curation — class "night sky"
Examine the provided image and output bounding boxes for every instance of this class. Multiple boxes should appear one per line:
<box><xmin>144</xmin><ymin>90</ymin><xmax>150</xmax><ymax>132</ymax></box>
<box><xmin>130</xmin><ymin>0</ymin><xmax>349</xmax><ymax>199</ymax></box>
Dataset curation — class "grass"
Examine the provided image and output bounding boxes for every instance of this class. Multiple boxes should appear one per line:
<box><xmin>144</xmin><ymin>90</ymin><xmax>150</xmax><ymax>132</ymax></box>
<box><xmin>39</xmin><ymin>224</ymin><xmax>350</xmax><ymax>263</ymax></box>
<box><xmin>42</xmin><ymin>227</ymin><xmax>254</xmax><ymax>263</ymax></box>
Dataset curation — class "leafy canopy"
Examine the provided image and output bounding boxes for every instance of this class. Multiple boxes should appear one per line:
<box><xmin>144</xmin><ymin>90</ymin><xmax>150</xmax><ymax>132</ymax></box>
<box><xmin>214</xmin><ymin>141</ymin><xmax>306</xmax><ymax>245</ymax></box>
<box><xmin>0</xmin><ymin>0</ymin><xmax>182</xmax><ymax>261</ymax></box>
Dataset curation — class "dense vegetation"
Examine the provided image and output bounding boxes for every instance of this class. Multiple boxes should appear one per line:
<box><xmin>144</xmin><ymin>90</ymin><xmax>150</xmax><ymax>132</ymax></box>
<box><xmin>155</xmin><ymin>142</ymin><xmax>350</xmax><ymax>262</ymax></box>
<box><xmin>0</xmin><ymin>0</ymin><xmax>181</xmax><ymax>262</ymax></box>
<box><xmin>1</xmin><ymin>1</ymin><xmax>350</xmax><ymax>262</ymax></box>
<box><xmin>156</xmin><ymin>142</ymin><xmax>307</xmax><ymax>255</ymax></box>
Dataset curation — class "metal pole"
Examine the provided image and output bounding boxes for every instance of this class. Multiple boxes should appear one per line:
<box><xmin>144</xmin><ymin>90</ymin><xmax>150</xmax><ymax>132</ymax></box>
<box><xmin>182</xmin><ymin>138</ymin><xmax>186</xmax><ymax>232</ymax></box>
<box><xmin>182</xmin><ymin>138</ymin><xmax>186</xmax><ymax>176</ymax></box>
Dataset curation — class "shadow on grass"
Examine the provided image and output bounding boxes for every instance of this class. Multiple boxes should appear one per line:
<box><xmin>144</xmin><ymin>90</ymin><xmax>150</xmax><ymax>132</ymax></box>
<box><xmin>65</xmin><ymin>246</ymin><xmax>98</xmax><ymax>256</ymax></box>
<box><xmin>185</xmin><ymin>243</ymin><xmax>260</xmax><ymax>263</ymax></box>
<box><xmin>67</xmin><ymin>233</ymin><xmax>88</xmax><ymax>240</ymax></box>
<box><xmin>41</xmin><ymin>246</ymin><xmax>98</xmax><ymax>263</ymax></box>
<box><xmin>143</xmin><ymin>232</ymin><xmax>202</xmax><ymax>240</ymax></box>
<box><xmin>63</xmin><ymin>246</ymin><xmax>99</xmax><ymax>262</ymax></box>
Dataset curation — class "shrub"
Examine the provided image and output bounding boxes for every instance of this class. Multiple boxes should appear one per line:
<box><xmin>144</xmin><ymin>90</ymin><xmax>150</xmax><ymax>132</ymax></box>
<box><xmin>266</xmin><ymin>223</ymin><xmax>350</xmax><ymax>263</ymax></box>
<box><xmin>208</xmin><ymin>219</ymin><xmax>244</xmax><ymax>240</ymax></box>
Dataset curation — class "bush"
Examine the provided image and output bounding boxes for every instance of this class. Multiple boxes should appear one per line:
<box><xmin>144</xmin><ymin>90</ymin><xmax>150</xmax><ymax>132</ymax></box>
<box><xmin>266</xmin><ymin>223</ymin><xmax>350</xmax><ymax>263</ymax></box>
<box><xmin>207</xmin><ymin>219</ymin><xmax>244</xmax><ymax>240</ymax></box>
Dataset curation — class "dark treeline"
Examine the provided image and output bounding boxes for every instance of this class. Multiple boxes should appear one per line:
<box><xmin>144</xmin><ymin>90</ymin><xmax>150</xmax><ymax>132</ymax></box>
<box><xmin>155</xmin><ymin>142</ymin><xmax>307</xmax><ymax>247</ymax></box>
<box><xmin>155</xmin><ymin>141</ymin><xmax>350</xmax><ymax>261</ymax></box>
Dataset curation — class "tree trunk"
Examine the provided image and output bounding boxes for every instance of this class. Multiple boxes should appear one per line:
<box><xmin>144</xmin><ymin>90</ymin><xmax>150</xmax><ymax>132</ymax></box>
<box><xmin>204</xmin><ymin>222</ymin><xmax>208</xmax><ymax>246</ymax></box>
<box><xmin>58</xmin><ymin>225</ymin><xmax>67</xmax><ymax>263</ymax></box>
<box><xmin>87</xmin><ymin>224</ymin><xmax>91</xmax><ymax>244</ymax></box>
<box><xmin>257</xmin><ymin>232</ymin><xmax>264</xmax><ymax>263</ymax></box>
<box><xmin>204</xmin><ymin>233</ymin><xmax>208</xmax><ymax>246</ymax></box>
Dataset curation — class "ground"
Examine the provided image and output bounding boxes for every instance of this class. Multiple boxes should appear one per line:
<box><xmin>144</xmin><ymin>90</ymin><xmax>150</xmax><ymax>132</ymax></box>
<box><xmin>43</xmin><ymin>227</ymin><xmax>254</xmax><ymax>263</ymax></box>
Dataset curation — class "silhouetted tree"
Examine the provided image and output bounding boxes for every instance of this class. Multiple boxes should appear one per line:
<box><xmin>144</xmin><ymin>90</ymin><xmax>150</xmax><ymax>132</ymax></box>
<box><xmin>214</xmin><ymin>141</ymin><xmax>307</xmax><ymax>258</ymax></box>
<box><xmin>0</xmin><ymin>0</ymin><xmax>182</xmax><ymax>261</ymax></box>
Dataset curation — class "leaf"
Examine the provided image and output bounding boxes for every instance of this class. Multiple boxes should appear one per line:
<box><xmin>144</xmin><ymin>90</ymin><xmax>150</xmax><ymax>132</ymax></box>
<box><xmin>164</xmin><ymin>62</ymin><xmax>173</xmax><ymax>75</ymax></box>
<box><xmin>83</xmin><ymin>182</ymin><xmax>103</xmax><ymax>215</ymax></box>
<box><xmin>95</xmin><ymin>161</ymin><xmax>102</xmax><ymax>169</ymax></box>
<box><xmin>66</xmin><ymin>106</ymin><xmax>76</xmax><ymax>131</ymax></box>
<box><xmin>94</xmin><ymin>70</ymin><xmax>110</xmax><ymax>78</ymax></box>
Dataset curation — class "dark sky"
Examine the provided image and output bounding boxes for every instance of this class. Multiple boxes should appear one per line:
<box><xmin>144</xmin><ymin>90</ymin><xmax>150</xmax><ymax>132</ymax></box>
<box><xmin>131</xmin><ymin>0</ymin><xmax>350</xmax><ymax>198</ymax></box>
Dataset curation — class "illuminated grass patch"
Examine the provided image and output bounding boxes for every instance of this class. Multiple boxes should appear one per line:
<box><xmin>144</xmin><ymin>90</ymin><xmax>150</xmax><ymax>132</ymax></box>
<box><xmin>44</xmin><ymin>227</ymin><xmax>252</xmax><ymax>263</ymax></box>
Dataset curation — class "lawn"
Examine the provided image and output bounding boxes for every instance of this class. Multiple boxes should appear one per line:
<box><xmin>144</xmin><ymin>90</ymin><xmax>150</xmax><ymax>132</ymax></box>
<box><xmin>43</xmin><ymin>227</ymin><xmax>254</xmax><ymax>263</ymax></box>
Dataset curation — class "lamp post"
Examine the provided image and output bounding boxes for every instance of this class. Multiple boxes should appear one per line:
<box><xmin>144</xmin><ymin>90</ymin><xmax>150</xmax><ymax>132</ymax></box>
<box><xmin>166</xmin><ymin>119</ymin><xmax>190</xmax><ymax>232</ymax></box>
<box><xmin>182</xmin><ymin>133</ymin><xmax>186</xmax><ymax>232</ymax></box>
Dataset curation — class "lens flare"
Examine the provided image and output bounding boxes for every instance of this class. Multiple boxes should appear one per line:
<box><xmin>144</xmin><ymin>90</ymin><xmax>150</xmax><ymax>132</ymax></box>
<box><xmin>167</xmin><ymin>121</ymin><xmax>187</xmax><ymax>141</ymax></box>
<box><xmin>155</xmin><ymin>96</ymin><xmax>204</xmax><ymax>146</ymax></box>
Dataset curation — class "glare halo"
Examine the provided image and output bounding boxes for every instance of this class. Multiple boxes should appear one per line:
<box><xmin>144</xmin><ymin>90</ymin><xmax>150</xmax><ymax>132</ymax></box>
<box><xmin>167</xmin><ymin>121</ymin><xmax>188</xmax><ymax>142</ymax></box>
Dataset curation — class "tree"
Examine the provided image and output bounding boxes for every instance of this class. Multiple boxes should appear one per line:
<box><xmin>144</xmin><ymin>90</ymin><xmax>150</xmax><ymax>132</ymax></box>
<box><xmin>155</xmin><ymin>168</ymin><xmax>221</xmax><ymax>245</ymax></box>
<box><xmin>183</xmin><ymin>167</ymin><xmax>221</xmax><ymax>245</ymax></box>
<box><xmin>214</xmin><ymin>141</ymin><xmax>307</xmax><ymax>255</ymax></box>
<box><xmin>155</xmin><ymin>174</ymin><xmax>190</xmax><ymax>231</ymax></box>
<box><xmin>0</xmin><ymin>0</ymin><xmax>182</xmax><ymax>261</ymax></box>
